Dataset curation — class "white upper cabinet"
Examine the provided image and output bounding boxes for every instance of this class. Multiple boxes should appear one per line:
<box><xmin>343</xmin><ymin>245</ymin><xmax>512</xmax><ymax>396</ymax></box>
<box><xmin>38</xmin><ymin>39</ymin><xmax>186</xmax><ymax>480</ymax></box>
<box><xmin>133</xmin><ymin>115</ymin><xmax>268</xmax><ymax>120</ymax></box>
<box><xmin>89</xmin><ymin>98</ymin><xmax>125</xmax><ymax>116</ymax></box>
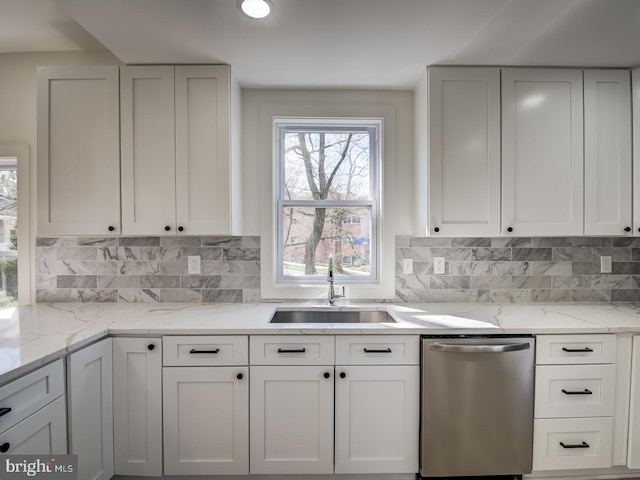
<box><xmin>427</xmin><ymin>67</ymin><xmax>501</xmax><ymax>237</ymax></box>
<box><xmin>121</xmin><ymin>65</ymin><xmax>238</xmax><ymax>235</ymax></box>
<box><xmin>175</xmin><ymin>66</ymin><xmax>234</xmax><ymax>235</ymax></box>
<box><xmin>37</xmin><ymin>66</ymin><xmax>121</xmax><ymax>235</ymax></box>
<box><xmin>120</xmin><ymin>66</ymin><xmax>176</xmax><ymax>235</ymax></box>
<box><xmin>584</xmin><ymin>70</ymin><xmax>632</xmax><ymax>236</ymax></box>
<box><xmin>502</xmin><ymin>68</ymin><xmax>584</xmax><ymax>236</ymax></box>
<box><xmin>633</xmin><ymin>69</ymin><xmax>640</xmax><ymax>235</ymax></box>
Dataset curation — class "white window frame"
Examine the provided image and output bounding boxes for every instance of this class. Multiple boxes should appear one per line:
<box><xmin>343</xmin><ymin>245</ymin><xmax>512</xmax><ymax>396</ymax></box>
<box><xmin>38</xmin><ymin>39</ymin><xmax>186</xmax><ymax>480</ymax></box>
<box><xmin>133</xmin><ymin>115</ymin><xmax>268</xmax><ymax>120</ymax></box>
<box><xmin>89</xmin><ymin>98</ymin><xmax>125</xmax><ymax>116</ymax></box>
<box><xmin>274</xmin><ymin>118</ymin><xmax>381</xmax><ymax>285</ymax></box>
<box><xmin>0</xmin><ymin>145</ymin><xmax>31</xmax><ymax>306</ymax></box>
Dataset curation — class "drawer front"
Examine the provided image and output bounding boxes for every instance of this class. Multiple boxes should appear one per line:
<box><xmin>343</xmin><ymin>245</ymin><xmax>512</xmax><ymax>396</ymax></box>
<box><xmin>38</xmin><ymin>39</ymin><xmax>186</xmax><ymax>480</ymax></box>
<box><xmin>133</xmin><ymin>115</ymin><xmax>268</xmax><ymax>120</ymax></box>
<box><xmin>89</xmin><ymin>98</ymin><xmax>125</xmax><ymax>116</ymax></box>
<box><xmin>535</xmin><ymin>364</ymin><xmax>616</xmax><ymax>418</ymax></box>
<box><xmin>0</xmin><ymin>395</ymin><xmax>68</xmax><ymax>455</ymax></box>
<box><xmin>250</xmin><ymin>336</ymin><xmax>334</xmax><ymax>365</ymax></box>
<box><xmin>0</xmin><ymin>360</ymin><xmax>64</xmax><ymax>434</ymax></box>
<box><xmin>536</xmin><ymin>334</ymin><xmax>616</xmax><ymax>364</ymax></box>
<box><xmin>163</xmin><ymin>336</ymin><xmax>248</xmax><ymax>366</ymax></box>
<box><xmin>533</xmin><ymin>417</ymin><xmax>613</xmax><ymax>471</ymax></box>
<box><xmin>335</xmin><ymin>335</ymin><xmax>420</xmax><ymax>365</ymax></box>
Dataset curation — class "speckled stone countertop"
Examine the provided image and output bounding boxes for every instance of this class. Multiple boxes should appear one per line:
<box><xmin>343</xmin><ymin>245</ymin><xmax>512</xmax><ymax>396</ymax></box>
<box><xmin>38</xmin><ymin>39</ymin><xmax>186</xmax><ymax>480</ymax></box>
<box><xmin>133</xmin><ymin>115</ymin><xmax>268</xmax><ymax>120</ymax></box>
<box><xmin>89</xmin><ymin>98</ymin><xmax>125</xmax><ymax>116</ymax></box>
<box><xmin>2</xmin><ymin>301</ymin><xmax>640</xmax><ymax>383</ymax></box>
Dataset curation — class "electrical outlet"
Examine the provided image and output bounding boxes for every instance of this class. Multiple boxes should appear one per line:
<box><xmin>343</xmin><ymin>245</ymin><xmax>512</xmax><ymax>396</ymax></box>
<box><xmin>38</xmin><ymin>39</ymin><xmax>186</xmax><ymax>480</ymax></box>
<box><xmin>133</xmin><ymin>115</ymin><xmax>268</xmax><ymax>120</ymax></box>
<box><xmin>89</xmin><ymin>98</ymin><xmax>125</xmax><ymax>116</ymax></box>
<box><xmin>600</xmin><ymin>256</ymin><xmax>612</xmax><ymax>274</ymax></box>
<box><xmin>402</xmin><ymin>258</ymin><xmax>413</xmax><ymax>275</ymax></box>
<box><xmin>433</xmin><ymin>257</ymin><xmax>445</xmax><ymax>275</ymax></box>
<box><xmin>188</xmin><ymin>255</ymin><xmax>201</xmax><ymax>274</ymax></box>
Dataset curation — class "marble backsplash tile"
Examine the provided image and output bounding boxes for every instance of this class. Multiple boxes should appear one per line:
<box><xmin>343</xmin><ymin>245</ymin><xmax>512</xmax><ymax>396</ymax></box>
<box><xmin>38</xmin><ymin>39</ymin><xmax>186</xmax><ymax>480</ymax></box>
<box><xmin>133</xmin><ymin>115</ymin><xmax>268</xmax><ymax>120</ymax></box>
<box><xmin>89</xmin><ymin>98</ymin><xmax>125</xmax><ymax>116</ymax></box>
<box><xmin>36</xmin><ymin>235</ymin><xmax>260</xmax><ymax>303</ymax></box>
<box><xmin>395</xmin><ymin>236</ymin><xmax>640</xmax><ymax>303</ymax></box>
<box><xmin>37</xmin><ymin>234</ymin><xmax>640</xmax><ymax>304</ymax></box>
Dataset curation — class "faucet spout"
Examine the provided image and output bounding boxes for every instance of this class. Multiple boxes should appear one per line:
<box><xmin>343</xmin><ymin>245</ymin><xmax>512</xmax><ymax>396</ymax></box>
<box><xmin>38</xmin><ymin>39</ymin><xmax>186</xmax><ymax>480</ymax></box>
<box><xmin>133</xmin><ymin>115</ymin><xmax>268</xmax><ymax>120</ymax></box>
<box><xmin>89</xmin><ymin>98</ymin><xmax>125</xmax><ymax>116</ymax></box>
<box><xmin>327</xmin><ymin>254</ymin><xmax>344</xmax><ymax>305</ymax></box>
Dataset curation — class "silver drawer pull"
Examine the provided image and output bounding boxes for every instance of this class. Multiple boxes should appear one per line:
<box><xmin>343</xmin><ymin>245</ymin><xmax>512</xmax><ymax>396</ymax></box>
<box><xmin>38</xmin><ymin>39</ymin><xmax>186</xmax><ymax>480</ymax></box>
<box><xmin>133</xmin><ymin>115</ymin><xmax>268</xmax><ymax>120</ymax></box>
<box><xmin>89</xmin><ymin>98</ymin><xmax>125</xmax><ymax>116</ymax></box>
<box><xmin>429</xmin><ymin>342</ymin><xmax>530</xmax><ymax>353</ymax></box>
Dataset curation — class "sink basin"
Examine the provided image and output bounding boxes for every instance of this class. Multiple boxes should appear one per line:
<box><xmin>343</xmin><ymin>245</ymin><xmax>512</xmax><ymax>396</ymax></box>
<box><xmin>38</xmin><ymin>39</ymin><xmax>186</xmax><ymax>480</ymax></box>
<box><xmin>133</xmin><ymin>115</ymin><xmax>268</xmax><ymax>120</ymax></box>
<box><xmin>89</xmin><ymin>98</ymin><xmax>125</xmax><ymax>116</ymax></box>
<box><xmin>269</xmin><ymin>310</ymin><xmax>395</xmax><ymax>324</ymax></box>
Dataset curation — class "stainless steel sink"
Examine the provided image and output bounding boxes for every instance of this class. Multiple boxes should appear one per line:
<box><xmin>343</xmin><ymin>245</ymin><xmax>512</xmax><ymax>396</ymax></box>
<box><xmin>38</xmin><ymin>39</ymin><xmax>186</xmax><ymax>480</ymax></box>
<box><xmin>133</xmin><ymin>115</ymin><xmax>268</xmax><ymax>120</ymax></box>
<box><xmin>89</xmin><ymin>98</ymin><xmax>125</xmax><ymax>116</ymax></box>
<box><xmin>269</xmin><ymin>310</ymin><xmax>395</xmax><ymax>324</ymax></box>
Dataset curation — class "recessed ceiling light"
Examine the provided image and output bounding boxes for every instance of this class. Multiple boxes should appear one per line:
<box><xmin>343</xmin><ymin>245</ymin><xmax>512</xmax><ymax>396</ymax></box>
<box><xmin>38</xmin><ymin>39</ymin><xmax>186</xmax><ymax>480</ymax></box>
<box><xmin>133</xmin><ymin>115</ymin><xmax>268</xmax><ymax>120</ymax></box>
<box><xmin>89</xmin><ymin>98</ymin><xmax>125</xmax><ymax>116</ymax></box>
<box><xmin>239</xmin><ymin>0</ymin><xmax>272</xmax><ymax>19</ymax></box>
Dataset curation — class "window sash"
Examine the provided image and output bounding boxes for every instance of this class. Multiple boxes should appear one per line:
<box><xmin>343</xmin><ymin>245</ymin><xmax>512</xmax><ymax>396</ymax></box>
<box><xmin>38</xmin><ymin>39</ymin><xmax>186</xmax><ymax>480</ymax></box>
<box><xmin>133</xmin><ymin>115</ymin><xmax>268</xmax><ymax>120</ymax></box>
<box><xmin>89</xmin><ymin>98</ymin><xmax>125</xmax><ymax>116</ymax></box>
<box><xmin>274</xmin><ymin>119</ymin><xmax>381</xmax><ymax>286</ymax></box>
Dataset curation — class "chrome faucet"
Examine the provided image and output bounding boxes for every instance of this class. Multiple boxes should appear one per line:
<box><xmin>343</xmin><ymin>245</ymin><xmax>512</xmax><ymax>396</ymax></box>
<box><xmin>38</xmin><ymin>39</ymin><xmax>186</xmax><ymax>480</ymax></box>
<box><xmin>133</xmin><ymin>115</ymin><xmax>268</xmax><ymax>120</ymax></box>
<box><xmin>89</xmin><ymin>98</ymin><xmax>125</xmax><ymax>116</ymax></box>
<box><xmin>327</xmin><ymin>254</ymin><xmax>345</xmax><ymax>305</ymax></box>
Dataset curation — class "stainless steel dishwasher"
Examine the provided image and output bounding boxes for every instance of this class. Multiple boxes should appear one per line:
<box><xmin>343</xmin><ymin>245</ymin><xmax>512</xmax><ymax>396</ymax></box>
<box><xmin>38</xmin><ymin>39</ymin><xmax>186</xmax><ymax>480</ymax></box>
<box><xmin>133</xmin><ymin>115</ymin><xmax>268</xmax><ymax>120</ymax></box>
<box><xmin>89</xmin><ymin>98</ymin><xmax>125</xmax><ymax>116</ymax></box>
<box><xmin>420</xmin><ymin>335</ymin><xmax>535</xmax><ymax>478</ymax></box>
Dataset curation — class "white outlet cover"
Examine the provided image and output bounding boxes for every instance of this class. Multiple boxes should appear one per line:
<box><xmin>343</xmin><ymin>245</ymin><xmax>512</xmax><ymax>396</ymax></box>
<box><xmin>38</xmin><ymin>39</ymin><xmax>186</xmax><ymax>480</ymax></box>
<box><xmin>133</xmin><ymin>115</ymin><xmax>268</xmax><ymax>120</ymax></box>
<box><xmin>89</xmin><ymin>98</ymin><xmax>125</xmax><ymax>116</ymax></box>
<box><xmin>600</xmin><ymin>256</ymin><xmax>612</xmax><ymax>274</ymax></box>
<box><xmin>402</xmin><ymin>258</ymin><xmax>413</xmax><ymax>275</ymax></box>
<box><xmin>188</xmin><ymin>255</ymin><xmax>201</xmax><ymax>274</ymax></box>
<box><xmin>433</xmin><ymin>257</ymin><xmax>445</xmax><ymax>275</ymax></box>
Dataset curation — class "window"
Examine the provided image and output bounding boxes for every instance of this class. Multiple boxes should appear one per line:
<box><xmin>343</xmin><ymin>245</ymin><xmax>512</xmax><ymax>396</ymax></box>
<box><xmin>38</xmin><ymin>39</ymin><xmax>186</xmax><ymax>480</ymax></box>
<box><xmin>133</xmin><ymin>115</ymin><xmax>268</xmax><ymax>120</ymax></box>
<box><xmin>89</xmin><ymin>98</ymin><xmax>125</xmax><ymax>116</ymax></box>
<box><xmin>276</xmin><ymin>119</ymin><xmax>380</xmax><ymax>284</ymax></box>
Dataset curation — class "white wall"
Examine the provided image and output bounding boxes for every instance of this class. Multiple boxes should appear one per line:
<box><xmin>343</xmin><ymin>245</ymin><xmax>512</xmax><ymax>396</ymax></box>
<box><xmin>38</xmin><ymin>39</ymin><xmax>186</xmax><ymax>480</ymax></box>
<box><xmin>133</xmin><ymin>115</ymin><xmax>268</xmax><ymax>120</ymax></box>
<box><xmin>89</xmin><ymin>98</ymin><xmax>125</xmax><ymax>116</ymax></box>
<box><xmin>241</xmin><ymin>89</ymin><xmax>414</xmax><ymax>299</ymax></box>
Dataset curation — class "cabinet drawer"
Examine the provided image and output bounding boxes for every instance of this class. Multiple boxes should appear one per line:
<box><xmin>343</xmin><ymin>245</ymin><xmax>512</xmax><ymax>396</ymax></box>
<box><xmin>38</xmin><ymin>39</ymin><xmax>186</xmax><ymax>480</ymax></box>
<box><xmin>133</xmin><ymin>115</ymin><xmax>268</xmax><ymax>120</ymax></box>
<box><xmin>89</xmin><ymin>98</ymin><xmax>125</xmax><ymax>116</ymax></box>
<box><xmin>163</xmin><ymin>336</ymin><xmax>248</xmax><ymax>366</ymax></box>
<box><xmin>0</xmin><ymin>395</ymin><xmax>68</xmax><ymax>455</ymax></box>
<box><xmin>533</xmin><ymin>417</ymin><xmax>613</xmax><ymax>471</ymax></box>
<box><xmin>0</xmin><ymin>360</ymin><xmax>64</xmax><ymax>434</ymax></box>
<box><xmin>536</xmin><ymin>334</ymin><xmax>616</xmax><ymax>364</ymax></box>
<box><xmin>335</xmin><ymin>335</ymin><xmax>419</xmax><ymax>365</ymax></box>
<box><xmin>535</xmin><ymin>364</ymin><xmax>616</xmax><ymax>418</ymax></box>
<box><xmin>250</xmin><ymin>336</ymin><xmax>334</xmax><ymax>365</ymax></box>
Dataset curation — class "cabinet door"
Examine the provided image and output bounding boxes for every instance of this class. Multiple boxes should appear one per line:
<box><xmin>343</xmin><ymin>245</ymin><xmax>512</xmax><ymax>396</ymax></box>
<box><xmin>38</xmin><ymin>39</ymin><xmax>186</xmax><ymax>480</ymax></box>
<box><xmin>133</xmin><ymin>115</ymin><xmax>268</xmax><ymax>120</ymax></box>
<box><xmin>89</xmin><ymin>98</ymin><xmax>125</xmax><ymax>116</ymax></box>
<box><xmin>68</xmin><ymin>338</ymin><xmax>114</xmax><ymax>480</ymax></box>
<box><xmin>633</xmin><ymin>69</ymin><xmax>640</xmax><ymax>235</ymax></box>
<box><xmin>113</xmin><ymin>337</ymin><xmax>162</xmax><ymax>476</ymax></box>
<box><xmin>502</xmin><ymin>68</ymin><xmax>584</xmax><ymax>236</ymax></box>
<box><xmin>335</xmin><ymin>365</ymin><xmax>419</xmax><ymax>473</ymax></box>
<box><xmin>428</xmin><ymin>67</ymin><xmax>501</xmax><ymax>236</ymax></box>
<box><xmin>0</xmin><ymin>396</ymin><xmax>67</xmax><ymax>455</ymax></box>
<box><xmin>584</xmin><ymin>70</ymin><xmax>632</xmax><ymax>235</ymax></box>
<box><xmin>163</xmin><ymin>366</ymin><xmax>248</xmax><ymax>475</ymax></box>
<box><xmin>250</xmin><ymin>365</ymin><xmax>334</xmax><ymax>474</ymax></box>
<box><xmin>37</xmin><ymin>66</ymin><xmax>120</xmax><ymax>235</ymax></box>
<box><xmin>628</xmin><ymin>335</ymin><xmax>640</xmax><ymax>468</ymax></box>
<box><xmin>175</xmin><ymin>65</ymin><xmax>231</xmax><ymax>235</ymax></box>
<box><xmin>121</xmin><ymin>66</ymin><xmax>177</xmax><ymax>235</ymax></box>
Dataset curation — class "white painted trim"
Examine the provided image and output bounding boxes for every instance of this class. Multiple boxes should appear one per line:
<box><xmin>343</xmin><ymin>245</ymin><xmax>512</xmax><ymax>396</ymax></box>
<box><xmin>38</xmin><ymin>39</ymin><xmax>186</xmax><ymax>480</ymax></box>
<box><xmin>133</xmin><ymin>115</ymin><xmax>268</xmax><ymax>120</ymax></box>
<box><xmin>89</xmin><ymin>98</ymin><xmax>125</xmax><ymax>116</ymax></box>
<box><xmin>256</xmin><ymin>100</ymin><xmax>398</xmax><ymax>300</ymax></box>
<box><xmin>0</xmin><ymin>144</ymin><xmax>31</xmax><ymax>305</ymax></box>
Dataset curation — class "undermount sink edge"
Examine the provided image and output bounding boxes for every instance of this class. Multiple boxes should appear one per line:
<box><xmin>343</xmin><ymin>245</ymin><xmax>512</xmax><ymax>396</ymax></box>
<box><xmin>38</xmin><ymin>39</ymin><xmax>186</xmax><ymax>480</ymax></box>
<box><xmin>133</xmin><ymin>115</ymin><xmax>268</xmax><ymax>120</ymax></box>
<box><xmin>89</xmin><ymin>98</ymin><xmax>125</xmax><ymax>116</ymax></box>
<box><xmin>269</xmin><ymin>309</ymin><xmax>395</xmax><ymax>324</ymax></box>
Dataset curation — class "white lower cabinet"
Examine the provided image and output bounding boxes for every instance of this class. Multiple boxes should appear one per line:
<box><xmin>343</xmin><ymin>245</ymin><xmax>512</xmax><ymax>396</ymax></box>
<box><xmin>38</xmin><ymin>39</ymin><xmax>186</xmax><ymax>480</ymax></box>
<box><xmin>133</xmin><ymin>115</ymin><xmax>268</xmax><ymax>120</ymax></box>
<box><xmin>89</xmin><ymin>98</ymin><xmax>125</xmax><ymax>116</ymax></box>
<box><xmin>533</xmin><ymin>417</ymin><xmax>614</xmax><ymax>470</ymax></box>
<box><xmin>533</xmin><ymin>334</ymin><xmax>617</xmax><ymax>471</ymax></box>
<box><xmin>249</xmin><ymin>335</ymin><xmax>420</xmax><ymax>475</ymax></box>
<box><xmin>113</xmin><ymin>337</ymin><xmax>163</xmax><ymax>476</ymax></box>
<box><xmin>0</xmin><ymin>360</ymin><xmax>67</xmax><ymax>455</ymax></box>
<box><xmin>249</xmin><ymin>365</ymin><xmax>334</xmax><ymax>474</ymax></box>
<box><xmin>0</xmin><ymin>395</ymin><xmax>67</xmax><ymax>455</ymax></box>
<box><xmin>627</xmin><ymin>335</ymin><xmax>640</xmax><ymax>468</ymax></box>
<box><xmin>335</xmin><ymin>365</ymin><xmax>419</xmax><ymax>473</ymax></box>
<box><xmin>162</xmin><ymin>336</ymin><xmax>249</xmax><ymax>475</ymax></box>
<box><xmin>68</xmin><ymin>338</ymin><xmax>114</xmax><ymax>480</ymax></box>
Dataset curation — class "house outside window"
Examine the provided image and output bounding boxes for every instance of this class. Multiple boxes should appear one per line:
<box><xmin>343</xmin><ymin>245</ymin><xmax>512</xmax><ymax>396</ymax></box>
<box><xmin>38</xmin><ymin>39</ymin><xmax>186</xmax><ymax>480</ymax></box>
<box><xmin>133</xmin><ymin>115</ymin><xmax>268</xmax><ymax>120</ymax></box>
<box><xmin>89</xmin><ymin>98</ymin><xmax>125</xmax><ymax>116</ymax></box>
<box><xmin>276</xmin><ymin>119</ymin><xmax>380</xmax><ymax>284</ymax></box>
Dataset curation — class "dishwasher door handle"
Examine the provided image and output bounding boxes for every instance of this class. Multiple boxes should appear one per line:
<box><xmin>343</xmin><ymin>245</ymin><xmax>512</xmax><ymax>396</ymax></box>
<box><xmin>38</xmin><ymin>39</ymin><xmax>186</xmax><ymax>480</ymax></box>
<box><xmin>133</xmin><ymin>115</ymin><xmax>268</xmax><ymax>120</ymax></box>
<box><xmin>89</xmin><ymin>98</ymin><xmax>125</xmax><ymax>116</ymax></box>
<box><xmin>428</xmin><ymin>342</ymin><xmax>531</xmax><ymax>353</ymax></box>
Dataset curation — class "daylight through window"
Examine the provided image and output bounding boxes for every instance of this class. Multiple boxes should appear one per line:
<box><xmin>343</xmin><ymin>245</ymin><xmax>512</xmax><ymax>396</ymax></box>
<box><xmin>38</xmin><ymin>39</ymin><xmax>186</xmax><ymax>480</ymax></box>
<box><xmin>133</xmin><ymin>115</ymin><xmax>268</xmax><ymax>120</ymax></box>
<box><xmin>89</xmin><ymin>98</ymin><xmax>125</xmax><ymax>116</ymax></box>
<box><xmin>275</xmin><ymin>119</ymin><xmax>381</xmax><ymax>284</ymax></box>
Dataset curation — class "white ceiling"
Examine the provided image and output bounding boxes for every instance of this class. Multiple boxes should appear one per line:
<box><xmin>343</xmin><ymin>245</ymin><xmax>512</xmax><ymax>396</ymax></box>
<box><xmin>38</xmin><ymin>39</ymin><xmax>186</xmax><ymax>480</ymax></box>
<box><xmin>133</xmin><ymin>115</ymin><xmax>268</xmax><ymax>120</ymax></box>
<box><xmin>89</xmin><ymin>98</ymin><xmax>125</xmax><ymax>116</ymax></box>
<box><xmin>3</xmin><ymin>0</ymin><xmax>640</xmax><ymax>88</ymax></box>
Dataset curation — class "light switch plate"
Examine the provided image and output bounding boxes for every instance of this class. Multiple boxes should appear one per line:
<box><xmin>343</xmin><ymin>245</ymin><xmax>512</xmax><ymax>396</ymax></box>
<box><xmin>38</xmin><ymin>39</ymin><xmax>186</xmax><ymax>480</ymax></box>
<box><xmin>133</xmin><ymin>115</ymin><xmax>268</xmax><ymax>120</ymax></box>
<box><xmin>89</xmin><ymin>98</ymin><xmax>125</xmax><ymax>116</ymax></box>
<box><xmin>434</xmin><ymin>257</ymin><xmax>445</xmax><ymax>275</ymax></box>
<box><xmin>188</xmin><ymin>255</ymin><xmax>201</xmax><ymax>274</ymax></box>
<box><xmin>600</xmin><ymin>256</ymin><xmax>612</xmax><ymax>274</ymax></box>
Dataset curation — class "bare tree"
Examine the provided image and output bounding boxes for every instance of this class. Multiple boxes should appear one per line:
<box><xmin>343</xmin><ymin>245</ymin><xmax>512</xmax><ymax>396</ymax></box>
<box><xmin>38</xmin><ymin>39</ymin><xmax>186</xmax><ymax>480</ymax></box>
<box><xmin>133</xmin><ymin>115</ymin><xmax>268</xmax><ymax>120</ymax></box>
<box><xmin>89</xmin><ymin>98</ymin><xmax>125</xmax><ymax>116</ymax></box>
<box><xmin>296</xmin><ymin>132</ymin><xmax>352</xmax><ymax>274</ymax></box>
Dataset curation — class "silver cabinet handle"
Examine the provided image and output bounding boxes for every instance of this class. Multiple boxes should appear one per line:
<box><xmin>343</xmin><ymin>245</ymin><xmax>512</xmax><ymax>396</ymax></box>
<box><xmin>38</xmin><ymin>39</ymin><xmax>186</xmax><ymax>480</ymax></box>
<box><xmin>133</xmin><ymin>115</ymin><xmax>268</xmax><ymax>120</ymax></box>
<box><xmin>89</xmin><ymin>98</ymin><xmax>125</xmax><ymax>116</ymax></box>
<box><xmin>429</xmin><ymin>342</ymin><xmax>530</xmax><ymax>353</ymax></box>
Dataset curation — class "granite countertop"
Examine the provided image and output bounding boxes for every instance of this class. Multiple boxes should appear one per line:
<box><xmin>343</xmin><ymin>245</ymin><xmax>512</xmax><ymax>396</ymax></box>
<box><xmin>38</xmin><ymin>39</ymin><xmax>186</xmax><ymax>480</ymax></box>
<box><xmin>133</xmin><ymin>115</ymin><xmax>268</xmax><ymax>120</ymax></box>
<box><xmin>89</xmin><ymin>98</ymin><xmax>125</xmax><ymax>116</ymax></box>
<box><xmin>2</xmin><ymin>301</ymin><xmax>640</xmax><ymax>384</ymax></box>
